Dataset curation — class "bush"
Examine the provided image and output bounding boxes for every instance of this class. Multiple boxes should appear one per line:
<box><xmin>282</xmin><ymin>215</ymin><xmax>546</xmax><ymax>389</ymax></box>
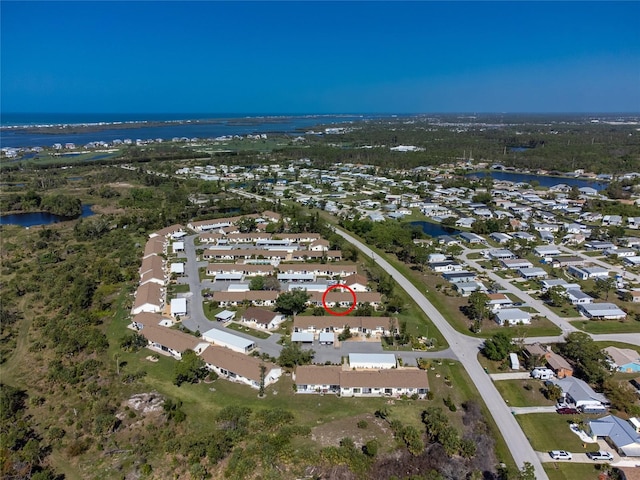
<box><xmin>444</xmin><ymin>395</ymin><xmax>457</xmax><ymax>412</ymax></box>
<box><xmin>67</xmin><ymin>438</ymin><xmax>91</xmax><ymax>457</ymax></box>
<box><xmin>356</xmin><ymin>420</ymin><xmax>368</xmax><ymax>429</ymax></box>
<box><xmin>363</xmin><ymin>439</ymin><xmax>378</xmax><ymax>457</ymax></box>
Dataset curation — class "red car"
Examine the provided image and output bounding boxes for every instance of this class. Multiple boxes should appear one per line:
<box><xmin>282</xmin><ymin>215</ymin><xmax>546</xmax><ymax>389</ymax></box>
<box><xmin>557</xmin><ymin>407</ymin><xmax>579</xmax><ymax>414</ymax></box>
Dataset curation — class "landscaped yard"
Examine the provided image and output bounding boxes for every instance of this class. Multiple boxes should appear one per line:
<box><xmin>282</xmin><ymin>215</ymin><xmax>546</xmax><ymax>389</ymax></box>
<box><xmin>494</xmin><ymin>380</ymin><xmax>555</xmax><ymax>407</ymax></box>
<box><xmin>545</xmin><ymin>302</ymin><xmax>581</xmax><ymax>318</ymax></box>
<box><xmin>226</xmin><ymin>321</ymin><xmax>271</xmax><ymax>339</ymax></box>
<box><xmin>544</xmin><ymin>463</ymin><xmax>610</xmax><ymax>480</ymax></box>
<box><xmin>202</xmin><ymin>301</ymin><xmax>225</xmax><ymax>321</ymax></box>
<box><xmin>170</xmin><ymin>283</ymin><xmax>191</xmax><ymax>294</ymax></box>
<box><xmin>515</xmin><ymin>413</ymin><xmax>592</xmax><ymax>453</ymax></box>
<box><xmin>571</xmin><ymin>318</ymin><xmax>640</xmax><ymax>334</ymax></box>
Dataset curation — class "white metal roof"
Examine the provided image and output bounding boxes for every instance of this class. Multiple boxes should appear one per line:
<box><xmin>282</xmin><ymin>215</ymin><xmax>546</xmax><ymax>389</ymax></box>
<box><xmin>202</xmin><ymin>328</ymin><xmax>255</xmax><ymax>350</ymax></box>
<box><xmin>349</xmin><ymin>353</ymin><xmax>396</xmax><ymax>365</ymax></box>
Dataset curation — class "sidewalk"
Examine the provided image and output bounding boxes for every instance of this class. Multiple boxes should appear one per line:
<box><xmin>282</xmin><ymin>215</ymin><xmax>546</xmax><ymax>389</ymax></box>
<box><xmin>490</xmin><ymin>372</ymin><xmax>532</xmax><ymax>381</ymax></box>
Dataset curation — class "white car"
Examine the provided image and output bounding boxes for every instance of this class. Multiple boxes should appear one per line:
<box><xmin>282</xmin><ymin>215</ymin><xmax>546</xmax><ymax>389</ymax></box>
<box><xmin>549</xmin><ymin>450</ymin><xmax>572</xmax><ymax>460</ymax></box>
<box><xmin>587</xmin><ymin>451</ymin><xmax>613</xmax><ymax>461</ymax></box>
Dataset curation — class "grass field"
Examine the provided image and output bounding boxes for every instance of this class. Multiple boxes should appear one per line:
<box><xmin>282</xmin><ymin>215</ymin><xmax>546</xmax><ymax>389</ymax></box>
<box><xmin>544</xmin><ymin>463</ymin><xmax>609</xmax><ymax>480</ymax></box>
<box><xmin>571</xmin><ymin>318</ymin><xmax>640</xmax><ymax>334</ymax></box>
<box><xmin>494</xmin><ymin>380</ymin><xmax>555</xmax><ymax>407</ymax></box>
<box><xmin>515</xmin><ymin>413</ymin><xmax>593</xmax><ymax>453</ymax></box>
<box><xmin>546</xmin><ymin>303</ymin><xmax>582</xmax><ymax>318</ymax></box>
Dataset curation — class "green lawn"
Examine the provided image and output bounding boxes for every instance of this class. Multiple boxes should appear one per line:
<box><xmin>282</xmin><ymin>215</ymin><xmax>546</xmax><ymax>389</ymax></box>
<box><xmin>169</xmin><ymin>283</ymin><xmax>190</xmax><ymax>294</ymax></box>
<box><xmin>546</xmin><ymin>303</ymin><xmax>581</xmax><ymax>318</ymax></box>
<box><xmin>544</xmin><ymin>463</ymin><xmax>608</xmax><ymax>480</ymax></box>
<box><xmin>515</xmin><ymin>413</ymin><xmax>593</xmax><ymax>453</ymax></box>
<box><xmin>202</xmin><ymin>301</ymin><xmax>224</xmax><ymax>321</ymax></box>
<box><xmin>571</xmin><ymin>319</ymin><xmax>640</xmax><ymax>334</ymax></box>
<box><xmin>473</xmin><ymin>315</ymin><xmax>562</xmax><ymax>338</ymax></box>
<box><xmin>494</xmin><ymin>380</ymin><xmax>555</xmax><ymax>407</ymax></box>
<box><xmin>226</xmin><ymin>322</ymin><xmax>271</xmax><ymax>339</ymax></box>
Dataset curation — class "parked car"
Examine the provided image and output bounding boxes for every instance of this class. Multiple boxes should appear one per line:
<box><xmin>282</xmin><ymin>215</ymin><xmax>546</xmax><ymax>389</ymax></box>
<box><xmin>556</xmin><ymin>407</ymin><xmax>579</xmax><ymax>414</ymax></box>
<box><xmin>586</xmin><ymin>451</ymin><xmax>613</xmax><ymax>461</ymax></box>
<box><xmin>549</xmin><ymin>450</ymin><xmax>573</xmax><ymax>460</ymax></box>
<box><xmin>579</xmin><ymin>406</ymin><xmax>608</xmax><ymax>414</ymax></box>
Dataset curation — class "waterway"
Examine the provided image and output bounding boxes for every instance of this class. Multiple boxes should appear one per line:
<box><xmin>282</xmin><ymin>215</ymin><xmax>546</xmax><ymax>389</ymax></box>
<box><xmin>410</xmin><ymin>221</ymin><xmax>461</xmax><ymax>238</ymax></box>
<box><xmin>466</xmin><ymin>171</ymin><xmax>608</xmax><ymax>190</ymax></box>
<box><xmin>0</xmin><ymin>114</ymin><xmax>370</xmax><ymax>149</ymax></box>
<box><xmin>0</xmin><ymin>204</ymin><xmax>95</xmax><ymax>227</ymax></box>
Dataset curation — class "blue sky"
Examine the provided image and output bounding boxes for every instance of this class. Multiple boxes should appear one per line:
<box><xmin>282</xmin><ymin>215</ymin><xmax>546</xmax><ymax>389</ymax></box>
<box><xmin>1</xmin><ymin>1</ymin><xmax>639</xmax><ymax>113</ymax></box>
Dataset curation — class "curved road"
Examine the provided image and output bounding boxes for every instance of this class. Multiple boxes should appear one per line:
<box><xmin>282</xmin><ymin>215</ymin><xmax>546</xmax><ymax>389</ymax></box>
<box><xmin>333</xmin><ymin>227</ymin><xmax>549</xmax><ymax>479</ymax></box>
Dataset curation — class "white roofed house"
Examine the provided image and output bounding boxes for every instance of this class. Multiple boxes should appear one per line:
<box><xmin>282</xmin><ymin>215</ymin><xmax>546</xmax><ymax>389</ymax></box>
<box><xmin>602</xmin><ymin>215</ymin><xmax>623</xmax><ymax>227</ymax></box>
<box><xmin>518</xmin><ymin>267</ymin><xmax>548</xmax><ymax>280</ymax></box>
<box><xmin>548</xmin><ymin>376</ymin><xmax>609</xmax><ymax>410</ymax></box>
<box><xmin>486</xmin><ymin>293</ymin><xmax>514</xmax><ymax>313</ymax></box>
<box><xmin>540</xmin><ymin>278</ymin><xmax>580</xmax><ymax>292</ymax></box>
<box><xmin>606</xmin><ymin>247</ymin><xmax>637</xmax><ymax>258</ymax></box>
<box><xmin>455</xmin><ymin>281</ymin><xmax>487</xmax><ymax>297</ymax></box>
<box><xmin>170</xmin><ymin>263</ymin><xmax>185</xmax><ymax>275</ymax></box>
<box><xmin>170</xmin><ymin>297</ymin><xmax>187</xmax><ymax>317</ymax></box>
<box><xmin>501</xmin><ymin>258</ymin><xmax>534</xmax><ymax>270</ymax></box>
<box><xmin>588</xmin><ymin>415</ymin><xmax>640</xmax><ymax>457</ymax></box>
<box><xmin>488</xmin><ymin>249</ymin><xmax>516</xmax><ymax>260</ymax></box>
<box><xmin>430</xmin><ymin>260</ymin><xmax>463</xmax><ymax>273</ymax></box>
<box><xmin>567</xmin><ymin>265</ymin><xmax>610</xmax><ymax>281</ymax></box>
<box><xmin>628</xmin><ymin>217</ymin><xmax>640</xmax><ymax>229</ymax></box>
<box><xmin>564</xmin><ymin>289</ymin><xmax>594</xmax><ymax>305</ymax></box>
<box><xmin>459</xmin><ymin>232</ymin><xmax>486</xmax><ymax>244</ymax></box>
<box><xmin>495</xmin><ymin>308</ymin><xmax>532</xmax><ymax>326</ymax></box>
<box><xmin>202</xmin><ymin>328</ymin><xmax>256</xmax><ymax>353</ymax></box>
<box><xmin>578</xmin><ymin>302</ymin><xmax>627</xmax><ymax>320</ymax></box>
<box><xmin>534</xmin><ymin>245</ymin><xmax>562</xmax><ymax>257</ymax></box>
<box><xmin>349</xmin><ymin>353</ymin><xmax>396</xmax><ymax>369</ymax></box>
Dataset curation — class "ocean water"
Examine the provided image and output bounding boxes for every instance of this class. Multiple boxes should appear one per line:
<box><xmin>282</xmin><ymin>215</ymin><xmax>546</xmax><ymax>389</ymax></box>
<box><xmin>0</xmin><ymin>113</ymin><xmax>368</xmax><ymax>148</ymax></box>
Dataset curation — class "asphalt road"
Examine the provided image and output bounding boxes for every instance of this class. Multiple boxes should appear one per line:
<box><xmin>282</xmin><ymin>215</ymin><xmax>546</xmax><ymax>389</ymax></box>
<box><xmin>332</xmin><ymin>226</ymin><xmax>550</xmax><ymax>480</ymax></box>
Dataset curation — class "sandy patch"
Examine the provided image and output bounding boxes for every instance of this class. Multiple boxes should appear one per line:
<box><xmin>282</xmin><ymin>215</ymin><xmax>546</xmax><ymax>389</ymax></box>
<box><xmin>311</xmin><ymin>413</ymin><xmax>392</xmax><ymax>448</ymax></box>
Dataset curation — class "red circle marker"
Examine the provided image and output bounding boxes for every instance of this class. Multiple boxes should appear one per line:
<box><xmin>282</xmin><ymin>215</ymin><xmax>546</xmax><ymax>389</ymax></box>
<box><xmin>322</xmin><ymin>284</ymin><xmax>357</xmax><ymax>316</ymax></box>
